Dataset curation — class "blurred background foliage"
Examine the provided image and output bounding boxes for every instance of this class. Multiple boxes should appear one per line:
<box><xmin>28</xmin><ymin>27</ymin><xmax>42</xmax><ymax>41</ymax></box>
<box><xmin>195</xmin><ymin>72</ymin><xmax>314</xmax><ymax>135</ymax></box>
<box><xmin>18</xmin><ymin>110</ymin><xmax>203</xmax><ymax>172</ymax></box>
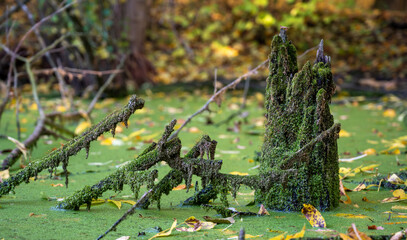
<box><xmin>1</xmin><ymin>0</ymin><xmax>406</xmax><ymax>95</ymax></box>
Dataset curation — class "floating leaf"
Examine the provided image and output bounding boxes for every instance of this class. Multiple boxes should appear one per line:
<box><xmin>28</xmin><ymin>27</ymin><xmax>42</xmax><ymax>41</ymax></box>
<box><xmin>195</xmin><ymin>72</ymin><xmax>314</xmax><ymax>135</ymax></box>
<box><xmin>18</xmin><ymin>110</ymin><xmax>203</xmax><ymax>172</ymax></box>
<box><xmin>391</xmin><ymin>205</ymin><xmax>407</xmax><ymax>211</ymax></box>
<box><xmin>228</xmin><ymin>234</ymin><xmax>263</xmax><ymax>239</ymax></box>
<box><xmin>367</xmin><ymin>225</ymin><xmax>384</xmax><ymax>230</ymax></box>
<box><xmin>149</xmin><ymin>219</ymin><xmax>177</xmax><ymax>239</ymax></box>
<box><xmin>384</xmin><ymin>221</ymin><xmax>407</xmax><ymax>225</ymax></box>
<box><xmin>121</xmin><ymin>200</ymin><xmax>137</xmax><ymax>205</ymax></box>
<box><xmin>387</xmin><ymin>174</ymin><xmax>405</xmax><ymax>184</ymax></box>
<box><xmin>353</xmin><ymin>183</ymin><xmax>366</xmax><ymax>191</ymax></box>
<box><xmin>51</xmin><ymin>183</ymin><xmax>64</xmax><ymax>187</ymax></box>
<box><xmin>229</xmin><ymin>171</ymin><xmax>249</xmax><ymax>176</ymax></box>
<box><xmin>363</xmin><ymin>148</ymin><xmax>377</xmax><ymax>155</ymax></box>
<box><xmin>172</xmin><ymin>184</ymin><xmax>193</xmax><ymax>190</ymax></box>
<box><xmin>74</xmin><ymin>121</ymin><xmax>91</xmax><ymax>135</ymax></box>
<box><xmin>339</xmin><ymin>233</ymin><xmax>353</xmax><ymax>240</ymax></box>
<box><xmin>339</xmin><ymin>130</ymin><xmax>351</xmax><ymax>137</ymax></box>
<box><xmin>203</xmin><ymin>216</ymin><xmax>235</xmax><ymax>224</ymax></box>
<box><xmin>108</xmin><ymin>199</ymin><xmax>122</xmax><ymax>209</ymax></box>
<box><xmin>334</xmin><ymin>213</ymin><xmax>368</xmax><ymax>219</ymax></box>
<box><xmin>258</xmin><ymin>204</ymin><xmax>270</xmax><ymax>215</ymax></box>
<box><xmin>269</xmin><ymin>233</ymin><xmax>286</xmax><ymax>240</ymax></box>
<box><xmin>116</xmin><ymin>236</ymin><xmax>130</xmax><ymax>240</ymax></box>
<box><xmin>188</xmin><ymin>127</ymin><xmax>200</xmax><ymax>133</ymax></box>
<box><xmin>285</xmin><ymin>224</ymin><xmax>306</xmax><ymax>240</ymax></box>
<box><xmin>122</xmin><ymin>128</ymin><xmax>146</xmax><ymax>141</ymax></box>
<box><xmin>100</xmin><ymin>138</ymin><xmax>124</xmax><ymax>146</ymax></box>
<box><xmin>0</xmin><ymin>169</ymin><xmax>10</xmax><ymax>182</ymax></box>
<box><xmin>383</xmin><ymin>109</ymin><xmax>396</xmax><ymax>118</ymax></box>
<box><xmin>348</xmin><ymin>224</ymin><xmax>372</xmax><ymax>240</ymax></box>
<box><xmin>301</xmin><ymin>204</ymin><xmax>326</xmax><ymax>228</ymax></box>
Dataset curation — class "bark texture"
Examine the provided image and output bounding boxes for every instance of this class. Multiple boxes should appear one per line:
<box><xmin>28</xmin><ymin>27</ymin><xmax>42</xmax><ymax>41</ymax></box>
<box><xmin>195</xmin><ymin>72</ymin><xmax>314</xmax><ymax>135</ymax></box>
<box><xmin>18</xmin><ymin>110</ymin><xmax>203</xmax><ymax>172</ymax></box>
<box><xmin>257</xmin><ymin>31</ymin><xmax>341</xmax><ymax>211</ymax></box>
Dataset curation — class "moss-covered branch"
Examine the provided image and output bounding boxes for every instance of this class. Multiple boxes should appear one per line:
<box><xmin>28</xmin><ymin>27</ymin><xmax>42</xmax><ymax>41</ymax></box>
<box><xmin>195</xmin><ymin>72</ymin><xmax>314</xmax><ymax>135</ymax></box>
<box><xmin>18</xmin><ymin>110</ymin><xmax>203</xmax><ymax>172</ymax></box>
<box><xmin>0</xmin><ymin>95</ymin><xmax>144</xmax><ymax>197</ymax></box>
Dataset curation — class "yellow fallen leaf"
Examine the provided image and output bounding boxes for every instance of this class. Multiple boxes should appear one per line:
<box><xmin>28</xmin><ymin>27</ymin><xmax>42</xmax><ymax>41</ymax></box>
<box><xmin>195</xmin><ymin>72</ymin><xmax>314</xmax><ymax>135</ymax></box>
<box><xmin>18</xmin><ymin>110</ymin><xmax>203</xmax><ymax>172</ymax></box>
<box><xmin>230</xmin><ymin>234</ymin><xmax>263</xmax><ymax>239</ymax></box>
<box><xmin>339</xmin><ymin>167</ymin><xmax>351</xmax><ymax>175</ymax></box>
<box><xmin>51</xmin><ymin>183</ymin><xmax>64</xmax><ymax>187</ymax></box>
<box><xmin>363</xmin><ymin>148</ymin><xmax>376</xmax><ymax>155</ymax></box>
<box><xmin>339</xmin><ymin>130</ymin><xmax>351</xmax><ymax>137</ymax></box>
<box><xmin>339</xmin><ymin>233</ymin><xmax>354</xmax><ymax>240</ymax></box>
<box><xmin>74</xmin><ymin>121</ymin><xmax>92</xmax><ymax>135</ymax></box>
<box><xmin>149</xmin><ymin>219</ymin><xmax>177</xmax><ymax>239</ymax></box>
<box><xmin>348</xmin><ymin>224</ymin><xmax>372</xmax><ymax>240</ymax></box>
<box><xmin>383</xmin><ymin>109</ymin><xmax>396</xmax><ymax>118</ymax></box>
<box><xmin>353</xmin><ymin>183</ymin><xmax>366</xmax><ymax>192</ymax></box>
<box><xmin>392</xmin><ymin>205</ymin><xmax>407</xmax><ymax>211</ymax></box>
<box><xmin>28</xmin><ymin>103</ymin><xmax>38</xmax><ymax>111</ymax></box>
<box><xmin>121</xmin><ymin>200</ymin><xmax>137</xmax><ymax>205</ymax></box>
<box><xmin>7</xmin><ymin>136</ymin><xmax>28</xmax><ymax>161</ymax></box>
<box><xmin>334</xmin><ymin>213</ymin><xmax>368</xmax><ymax>219</ymax></box>
<box><xmin>56</xmin><ymin>105</ymin><xmax>67</xmax><ymax>112</ymax></box>
<box><xmin>139</xmin><ymin>133</ymin><xmax>160</xmax><ymax>142</ymax></box>
<box><xmin>0</xmin><ymin>169</ymin><xmax>10</xmax><ymax>181</ymax></box>
<box><xmin>122</xmin><ymin>128</ymin><xmax>146</xmax><ymax>141</ymax></box>
<box><xmin>269</xmin><ymin>233</ymin><xmax>286</xmax><ymax>240</ymax></box>
<box><xmin>285</xmin><ymin>224</ymin><xmax>305</xmax><ymax>240</ymax></box>
<box><xmin>393</xmin><ymin>189</ymin><xmax>407</xmax><ymax>199</ymax></box>
<box><xmin>384</xmin><ymin>221</ymin><xmax>407</xmax><ymax>225</ymax></box>
<box><xmin>172</xmin><ymin>184</ymin><xmax>193</xmax><ymax>190</ymax></box>
<box><xmin>301</xmin><ymin>204</ymin><xmax>326</xmax><ymax>228</ymax></box>
<box><xmin>229</xmin><ymin>171</ymin><xmax>249</xmax><ymax>176</ymax></box>
<box><xmin>107</xmin><ymin>199</ymin><xmax>122</xmax><ymax>209</ymax></box>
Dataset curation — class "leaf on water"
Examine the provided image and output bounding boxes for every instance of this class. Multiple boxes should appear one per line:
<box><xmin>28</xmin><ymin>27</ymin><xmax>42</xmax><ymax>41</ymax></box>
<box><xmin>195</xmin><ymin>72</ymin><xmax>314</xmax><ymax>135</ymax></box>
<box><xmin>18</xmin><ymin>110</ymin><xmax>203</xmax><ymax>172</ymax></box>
<box><xmin>334</xmin><ymin>213</ymin><xmax>368</xmax><ymax>219</ymax></box>
<box><xmin>116</xmin><ymin>236</ymin><xmax>130</xmax><ymax>240</ymax></box>
<box><xmin>391</xmin><ymin>205</ymin><xmax>407</xmax><ymax>211</ymax></box>
<box><xmin>121</xmin><ymin>200</ymin><xmax>137</xmax><ymax>205</ymax></box>
<box><xmin>50</xmin><ymin>183</ymin><xmax>64</xmax><ymax>187</ymax></box>
<box><xmin>353</xmin><ymin>183</ymin><xmax>366</xmax><ymax>191</ymax></box>
<box><xmin>384</xmin><ymin>221</ymin><xmax>407</xmax><ymax>225</ymax></box>
<box><xmin>172</xmin><ymin>184</ymin><xmax>193</xmax><ymax>191</ymax></box>
<box><xmin>100</xmin><ymin>137</ymin><xmax>124</xmax><ymax>146</ymax></box>
<box><xmin>229</xmin><ymin>171</ymin><xmax>249</xmax><ymax>176</ymax></box>
<box><xmin>383</xmin><ymin>109</ymin><xmax>396</xmax><ymax>118</ymax></box>
<box><xmin>348</xmin><ymin>224</ymin><xmax>372</xmax><ymax>240</ymax></box>
<box><xmin>382</xmin><ymin>189</ymin><xmax>407</xmax><ymax>203</ymax></box>
<box><xmin>74</xmin><ymin>121</ymin><xmax>91</xmax><ymax>135</ymax></box>
<box><xmin>269</xmin><ymin>233</ymin><xmax>287</xmax><ymax>240</ymax></box>
<box><xmin>149</xmin><ymin>219</ymin><xmax>177</xmax><ymax>239</ymax></box>
<box><xmin>122</xmin><ymin>128</ymin><xmax>146</xmax><ymax>141</ymax></box>
<box><xmin>220</xmin><ymin>229</ymin><xmax>237</xmax><ymax>235</ymax></box>
<box><xmin>285</xmin><ymin>224</ymin><xmax>306</xmax><ymax>240</ymax></box>
<box><xmin>339</xmin><ymin>129</ymin><xmax>351</xmax><ymax>137</ymax></box>
<box><xmin>176</xmin><ymin>227</ymin><xmax>199</xmax><ymax>232</ymax></box>
<box><xmin>387</xmin><ymin>174</ymin><xmax>405</xmax><ymax>184</ymax></box>
<box><xmin>339</xmin><ymin>233</ymin><xmax>354</xmax><ymax>240</ymax></box>
<box><xmin>203</xmin><ymin>216</ymin><xmax>235</xmax><ymax>224</ymax></box>
<box><xmin>107</xmin><ymin>199</ymin><xmax>122</xmax><ymax>209</ymax></box>
<box><xmin>188</xmin><ymin>127</ymin><xmax>200</xmax><ymax>133</ymax></box>
<box><xmin>362</xmin><ymin>197</ymin><xmax>375</xmax><ymax>203</ymax></box>
<box><xmin>339</xmin><ymin>179</ymin><xmax>352</xmax><ymax>204</ymax></box>
<box><xmin>302</xmin><ymin>204</ymin><xmax>326</xmax><ymax>228</ymax></box>
<box><xmin>0</xmin><ymin>169</ymin><xmax>10</xmax><ymax>182</ymax></box>
<box><xmin>367</xmin><ymin>225</ymin><xmax>384</xmax><ymax>230</ymax></box>
<box><xmin>184</xmin><ymin>216</ymin><xmax>216</xmax><ymax>230</ymax></box>
<box><xmin>363</xmin><ymin>148</ymin><xmax>377</xmax><ymax>155</ymax></box>
<box><xmin>258</xmin><ymin>204</ymin><xmax>270</xmax><ymax>215</ymax></box>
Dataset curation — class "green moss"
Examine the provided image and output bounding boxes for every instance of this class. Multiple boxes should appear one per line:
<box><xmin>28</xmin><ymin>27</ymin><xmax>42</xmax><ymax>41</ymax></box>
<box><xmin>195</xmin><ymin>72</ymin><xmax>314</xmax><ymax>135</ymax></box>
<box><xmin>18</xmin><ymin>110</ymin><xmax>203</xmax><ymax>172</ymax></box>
<box><xmin>258</xmin><ymin>34</ymin><xmax>340</xmax><ymax>211</ymax></box>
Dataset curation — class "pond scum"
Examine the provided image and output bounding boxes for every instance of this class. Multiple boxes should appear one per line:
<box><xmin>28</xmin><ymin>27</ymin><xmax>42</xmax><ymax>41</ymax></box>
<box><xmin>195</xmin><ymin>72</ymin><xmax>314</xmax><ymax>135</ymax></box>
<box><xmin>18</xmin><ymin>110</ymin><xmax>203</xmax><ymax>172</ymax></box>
<box><xmin>0</xmin><ymin>29</ymin><xmax>341</xmax><ymax>215</ymax></box>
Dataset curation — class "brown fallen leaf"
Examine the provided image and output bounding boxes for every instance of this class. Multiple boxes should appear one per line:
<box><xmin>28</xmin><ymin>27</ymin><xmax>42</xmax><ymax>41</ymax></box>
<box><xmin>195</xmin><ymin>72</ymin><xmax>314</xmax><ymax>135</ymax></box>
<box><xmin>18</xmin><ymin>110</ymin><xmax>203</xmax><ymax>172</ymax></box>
<box><xmin>348</xmin><ymin>224</ymin><xmax>372</xmax><ymax>240</ymax></box>
<box><xmin>258</xmin><ymin>204</ymin><xmax>270</xmax><ymax>216</ymax></box>
<box><xmin>51</xmin><ymin>183</ymin><xmax>64</xmax><ymax>187</ymax></box>
<box><xmin>367</xmin><ymin>225</ymin><xmax>384</xmax><ymax>230</ymax></box>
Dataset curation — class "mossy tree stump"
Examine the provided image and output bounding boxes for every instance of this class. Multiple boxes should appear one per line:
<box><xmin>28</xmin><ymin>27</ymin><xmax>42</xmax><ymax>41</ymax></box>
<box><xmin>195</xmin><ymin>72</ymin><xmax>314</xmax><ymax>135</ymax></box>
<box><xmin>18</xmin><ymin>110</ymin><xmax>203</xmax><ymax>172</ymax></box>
<box><xmin>256</xmin><ymin>29</ymin><xmax>341</xmax><ymax>211</ymax></box>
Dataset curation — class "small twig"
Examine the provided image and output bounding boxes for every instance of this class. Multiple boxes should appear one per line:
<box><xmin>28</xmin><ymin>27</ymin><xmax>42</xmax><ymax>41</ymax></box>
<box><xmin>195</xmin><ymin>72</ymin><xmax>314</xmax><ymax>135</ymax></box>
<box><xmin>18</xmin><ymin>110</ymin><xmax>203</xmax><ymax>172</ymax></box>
<box><xmin>169</xmin><ymin>59</ymin><xmax>268</xmax><ymax>140</ymax></box>
<box><xmin>16</xmin><ymin>67</ymin><xmax>124</xmax><ymax>78</ymax></box>
<box><xmin>13</xmin><ymin>63</ymin><xmax>21</xmax><ymax>140</ymax></box>
<box><xmin>96</xmin><ymin>189</ymin><xmax>153</xmax><ymax>240</ymax></box>
<box><xmin>213</xmin><ymin>68</ymin><xmax>218</xmax><ymax>94</ymax></box>
<box><xmin>87</xmin><ymin>55</ymin><xmax>126</xmax><ymax>114</ymax></box>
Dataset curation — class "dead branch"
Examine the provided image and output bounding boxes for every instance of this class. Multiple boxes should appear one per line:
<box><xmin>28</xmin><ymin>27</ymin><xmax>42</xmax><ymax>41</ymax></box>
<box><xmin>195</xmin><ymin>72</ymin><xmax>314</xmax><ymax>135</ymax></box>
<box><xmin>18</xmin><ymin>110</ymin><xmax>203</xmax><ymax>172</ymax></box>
<box><xmin>0</xmin><ymin>95</ymin><xmax>144</xmax><ymax>195</ymax></box>
<box><xmin>169</xmin><ymin>59</ymin><xmax>268</xmax><ymax>140</ymax></box>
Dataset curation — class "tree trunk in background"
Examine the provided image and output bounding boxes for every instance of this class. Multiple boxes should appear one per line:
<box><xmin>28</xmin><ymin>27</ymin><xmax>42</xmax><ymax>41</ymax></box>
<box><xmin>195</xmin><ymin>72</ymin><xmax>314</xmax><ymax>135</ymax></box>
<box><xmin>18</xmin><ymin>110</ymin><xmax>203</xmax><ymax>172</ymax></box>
<box><xmin>256</xmin><ymin>30</ymin><xmax>341</xmax><ymax>211</ymax></box>
<box><xmin>124</xmin><ymin>0</ymin><xmax>155</xmax><ymax>88</ymax></box>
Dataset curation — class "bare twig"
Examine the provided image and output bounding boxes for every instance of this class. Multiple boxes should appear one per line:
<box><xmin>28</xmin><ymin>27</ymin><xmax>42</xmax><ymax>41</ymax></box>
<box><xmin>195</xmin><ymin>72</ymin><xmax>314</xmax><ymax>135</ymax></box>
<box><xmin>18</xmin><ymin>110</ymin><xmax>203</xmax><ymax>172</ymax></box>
<box><xmin>87</xmin><ymin>56</ymin><xmax>126</xmax><ymax>114</ymax></box>
<box><xmin>0</xmin><ymin>0</ymin><xmax>30</xmax><ymax>24</ymax></box>
<box><xmin>16</xmin><ymin>67</ymin><xmax>124</xmax><ymax>78</ymax></box>
<box><xmin>96</xmin><ymin>189</ymin><xmax>153</xmax><ymax>240</ymax></box>
<box><xmin>169</xmin><ymin>59</ymin><xmax>268</xmax><ymax>140</ymax></box>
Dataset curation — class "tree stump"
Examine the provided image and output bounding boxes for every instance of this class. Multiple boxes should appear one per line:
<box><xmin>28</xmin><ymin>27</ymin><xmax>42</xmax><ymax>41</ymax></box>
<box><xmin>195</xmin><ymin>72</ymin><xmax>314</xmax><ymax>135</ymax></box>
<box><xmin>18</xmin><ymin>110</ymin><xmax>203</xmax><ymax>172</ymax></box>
<box><xmin>257</xmin><ymin>29</ymin><xmax>341</xmax><ymax>211</ymax></box>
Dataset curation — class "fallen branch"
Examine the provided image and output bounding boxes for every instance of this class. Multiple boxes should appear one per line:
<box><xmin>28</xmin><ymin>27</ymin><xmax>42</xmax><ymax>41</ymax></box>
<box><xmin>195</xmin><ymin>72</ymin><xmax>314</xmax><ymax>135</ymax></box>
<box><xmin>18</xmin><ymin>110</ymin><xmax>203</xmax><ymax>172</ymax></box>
<box><xmin>169</xmin><ymin>59</ymin><xmax>268</xmax><ymax>140</ymax></box>
<box><xmin>0</xmin><ymin>95</ymin><xmax>144</xmax><ymax>196</ymax></box>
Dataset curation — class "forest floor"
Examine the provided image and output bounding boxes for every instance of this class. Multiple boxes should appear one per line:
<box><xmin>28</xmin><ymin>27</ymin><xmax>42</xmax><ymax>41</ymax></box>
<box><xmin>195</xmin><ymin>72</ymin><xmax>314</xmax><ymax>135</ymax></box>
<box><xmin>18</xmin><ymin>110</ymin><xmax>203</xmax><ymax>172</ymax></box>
<box><xmin>0</xmin><ymin>86</ymin><xmax>406</xmax><ymax>240</ymax></box>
